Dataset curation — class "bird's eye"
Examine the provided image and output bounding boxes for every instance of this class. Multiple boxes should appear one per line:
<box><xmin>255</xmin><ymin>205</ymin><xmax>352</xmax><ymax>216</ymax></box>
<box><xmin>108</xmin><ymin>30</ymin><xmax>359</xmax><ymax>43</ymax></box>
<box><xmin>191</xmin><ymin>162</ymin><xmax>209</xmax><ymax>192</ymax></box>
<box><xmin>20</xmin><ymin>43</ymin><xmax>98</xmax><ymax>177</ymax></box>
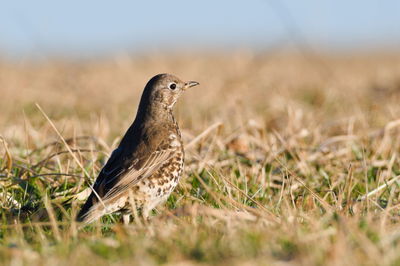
<box><xmin>168</xmin><ymin>83</ymin><xmax>177</xmax><ymax>90</ymax></box>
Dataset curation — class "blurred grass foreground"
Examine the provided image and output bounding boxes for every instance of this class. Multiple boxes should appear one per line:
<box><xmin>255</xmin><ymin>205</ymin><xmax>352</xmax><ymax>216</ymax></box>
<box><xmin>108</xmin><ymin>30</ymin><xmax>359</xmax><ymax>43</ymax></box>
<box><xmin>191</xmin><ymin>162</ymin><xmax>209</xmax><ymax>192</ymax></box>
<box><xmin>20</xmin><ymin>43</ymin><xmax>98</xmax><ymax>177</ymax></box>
<box><xmin>1</xmin><ymin>51</ymin><xmax>400</xmax><ymax>265</ymax></box>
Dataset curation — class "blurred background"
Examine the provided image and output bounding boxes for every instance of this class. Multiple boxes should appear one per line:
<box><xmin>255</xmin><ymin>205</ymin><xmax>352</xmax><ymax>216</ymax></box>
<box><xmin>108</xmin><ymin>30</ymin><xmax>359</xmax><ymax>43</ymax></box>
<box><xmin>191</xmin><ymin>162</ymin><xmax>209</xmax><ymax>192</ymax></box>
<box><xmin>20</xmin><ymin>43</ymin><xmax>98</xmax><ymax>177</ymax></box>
<box><xmin>1</xmin><ymin>0</ymin><xmax>400</xmax><ymax>58</ymax></box>
<box><xmin>1</xmin><ymin>0</ymin><xmax>400</xmax><ymax>141</ymax></box>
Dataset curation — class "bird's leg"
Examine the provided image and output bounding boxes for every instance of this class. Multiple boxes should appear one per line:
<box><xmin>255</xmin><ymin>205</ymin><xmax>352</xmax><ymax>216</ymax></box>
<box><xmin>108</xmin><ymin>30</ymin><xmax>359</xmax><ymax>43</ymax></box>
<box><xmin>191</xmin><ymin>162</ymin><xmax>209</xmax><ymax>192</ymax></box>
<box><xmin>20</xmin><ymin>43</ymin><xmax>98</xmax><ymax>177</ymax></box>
<box><xmin>140</xmin><ymin>206</ymin><xmax>155</xmax><ymax>225</ymax></box>
<box><xmin>141</xmin><ymin>211</ymin><xmax>149</xmax><ymax>225</ymax></box>
<box><xmin>122</xmin><ymin>214</ymin><xmax>130</xmax><ymax>225</ymax></box>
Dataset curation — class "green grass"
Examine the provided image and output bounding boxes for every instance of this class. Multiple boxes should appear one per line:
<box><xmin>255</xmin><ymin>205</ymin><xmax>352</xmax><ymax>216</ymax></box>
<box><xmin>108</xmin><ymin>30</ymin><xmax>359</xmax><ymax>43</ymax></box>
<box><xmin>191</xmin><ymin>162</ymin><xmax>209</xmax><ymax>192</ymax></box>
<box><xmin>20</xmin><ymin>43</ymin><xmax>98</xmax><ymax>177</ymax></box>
<box><xmin>1</xmin><ymin>53</ymin><xmax>400</xmax><ymax>265</ymax></box>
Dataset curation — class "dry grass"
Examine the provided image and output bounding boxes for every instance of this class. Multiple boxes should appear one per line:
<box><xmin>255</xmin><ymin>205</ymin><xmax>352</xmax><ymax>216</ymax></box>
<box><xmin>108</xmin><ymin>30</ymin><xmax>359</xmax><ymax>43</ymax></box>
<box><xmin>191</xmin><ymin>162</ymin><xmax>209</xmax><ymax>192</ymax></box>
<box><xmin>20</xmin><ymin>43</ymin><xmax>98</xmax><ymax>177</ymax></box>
<box><xmin>1</xmin><ymin>51</ymin><xmax>400</xmax><ymax>265</ymax></box>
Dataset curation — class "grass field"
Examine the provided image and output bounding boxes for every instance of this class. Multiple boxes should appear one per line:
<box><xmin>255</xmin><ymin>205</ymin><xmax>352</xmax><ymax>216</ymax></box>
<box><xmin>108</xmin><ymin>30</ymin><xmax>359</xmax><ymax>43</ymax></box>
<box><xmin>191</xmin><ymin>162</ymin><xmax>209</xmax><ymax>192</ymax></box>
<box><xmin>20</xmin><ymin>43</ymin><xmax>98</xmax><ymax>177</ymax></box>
<box><xmin>1</xmin><ymin>51</ymin><xmax>400</xmax><ymax>265</ymax></box>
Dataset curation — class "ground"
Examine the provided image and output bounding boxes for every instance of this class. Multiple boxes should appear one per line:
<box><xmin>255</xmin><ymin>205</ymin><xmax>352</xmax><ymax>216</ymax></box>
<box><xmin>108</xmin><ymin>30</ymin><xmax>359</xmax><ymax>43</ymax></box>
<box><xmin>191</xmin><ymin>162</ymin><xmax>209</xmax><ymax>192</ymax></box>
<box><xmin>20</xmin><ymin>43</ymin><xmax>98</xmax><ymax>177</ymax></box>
<box><xmin>1</xmin><ymin>51</ymin><xmax>400</xmax><ymax>265</ymax></box>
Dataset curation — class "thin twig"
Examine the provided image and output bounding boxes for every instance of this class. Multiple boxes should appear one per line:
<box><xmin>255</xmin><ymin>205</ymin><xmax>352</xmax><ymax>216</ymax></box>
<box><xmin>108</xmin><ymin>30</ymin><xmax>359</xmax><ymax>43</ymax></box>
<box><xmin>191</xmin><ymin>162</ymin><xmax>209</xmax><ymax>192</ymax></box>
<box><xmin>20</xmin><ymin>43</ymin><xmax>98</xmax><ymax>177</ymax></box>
<box><xmin>358</xmin><ymin>174</ymin><xmax>400</xmax><ymax>201</ymax></box>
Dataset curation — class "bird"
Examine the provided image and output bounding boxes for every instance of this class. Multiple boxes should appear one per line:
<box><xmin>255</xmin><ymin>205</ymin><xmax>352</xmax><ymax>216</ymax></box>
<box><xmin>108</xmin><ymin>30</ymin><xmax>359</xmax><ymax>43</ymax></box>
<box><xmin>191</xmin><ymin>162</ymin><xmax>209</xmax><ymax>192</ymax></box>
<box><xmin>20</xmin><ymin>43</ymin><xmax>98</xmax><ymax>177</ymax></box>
<box><xmin>76</xmin><ymin>73</ymin><xmax>199</xmax><ymax>224</ymax></box>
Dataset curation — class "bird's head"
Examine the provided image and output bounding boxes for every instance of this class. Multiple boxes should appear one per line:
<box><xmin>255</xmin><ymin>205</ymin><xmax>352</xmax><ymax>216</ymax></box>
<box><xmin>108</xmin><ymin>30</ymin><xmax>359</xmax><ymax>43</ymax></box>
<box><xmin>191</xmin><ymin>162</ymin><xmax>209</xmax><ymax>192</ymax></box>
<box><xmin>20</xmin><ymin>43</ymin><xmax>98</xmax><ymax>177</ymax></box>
<box><xmin>140</xmin><ymin>73</ymin><xmax>199</xmax><ymax>112</ymax></box>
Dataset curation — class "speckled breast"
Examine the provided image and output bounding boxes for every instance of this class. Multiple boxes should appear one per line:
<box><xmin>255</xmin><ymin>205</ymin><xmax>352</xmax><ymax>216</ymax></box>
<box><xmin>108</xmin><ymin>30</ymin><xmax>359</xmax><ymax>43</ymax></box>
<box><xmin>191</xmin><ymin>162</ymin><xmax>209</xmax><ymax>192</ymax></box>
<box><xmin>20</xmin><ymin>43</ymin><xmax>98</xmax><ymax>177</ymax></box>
<box><xmin>129</xmin><ymin>131</ymin><xmax>184</xmax><ymax>209</ymax></box>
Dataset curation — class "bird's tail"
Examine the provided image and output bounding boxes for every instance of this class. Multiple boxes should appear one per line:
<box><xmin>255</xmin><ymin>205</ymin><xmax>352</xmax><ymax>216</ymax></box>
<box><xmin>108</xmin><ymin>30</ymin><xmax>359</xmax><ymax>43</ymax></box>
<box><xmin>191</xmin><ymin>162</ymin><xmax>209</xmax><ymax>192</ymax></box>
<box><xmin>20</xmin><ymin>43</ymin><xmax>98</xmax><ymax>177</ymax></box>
<box><xmin>76</xmin><ymin>194</ymin><xmax>106</xmax><ymax>224</ymax></box>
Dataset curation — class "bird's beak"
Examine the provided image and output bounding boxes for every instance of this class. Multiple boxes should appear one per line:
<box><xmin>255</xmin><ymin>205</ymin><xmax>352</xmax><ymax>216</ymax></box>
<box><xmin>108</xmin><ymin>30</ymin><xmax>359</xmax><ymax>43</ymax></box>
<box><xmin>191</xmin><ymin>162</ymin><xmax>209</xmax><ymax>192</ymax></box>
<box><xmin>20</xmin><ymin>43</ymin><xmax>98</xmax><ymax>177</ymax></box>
<box><xmin>184</xmin><ymin>81</ymin><xmax>199</xmax><ymax>90</ymax></box>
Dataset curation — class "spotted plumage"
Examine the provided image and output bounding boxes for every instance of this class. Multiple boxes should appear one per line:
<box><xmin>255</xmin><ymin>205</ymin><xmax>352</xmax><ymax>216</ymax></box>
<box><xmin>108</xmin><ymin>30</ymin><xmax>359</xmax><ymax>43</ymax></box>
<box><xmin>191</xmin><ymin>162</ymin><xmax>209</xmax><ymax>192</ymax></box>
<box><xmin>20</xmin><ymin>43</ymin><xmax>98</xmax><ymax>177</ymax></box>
<box><xmin>76</xmin><ymin>74</ymin><xmax>199</xmax><ymax>224</ymax></box>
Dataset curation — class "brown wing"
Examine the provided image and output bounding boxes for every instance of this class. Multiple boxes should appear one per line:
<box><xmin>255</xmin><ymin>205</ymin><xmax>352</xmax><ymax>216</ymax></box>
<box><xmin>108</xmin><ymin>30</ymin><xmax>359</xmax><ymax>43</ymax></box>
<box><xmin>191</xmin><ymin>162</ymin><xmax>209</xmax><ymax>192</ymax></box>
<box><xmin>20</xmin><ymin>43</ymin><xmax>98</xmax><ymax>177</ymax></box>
<box><xmin>103</xmin><ymin>149</ymin><xmax>173</xmax><ymax>201</ymax></box>
<box><xmin>76</xmin><ymin>145</ymin><xmax>174</xmax><ymax>223</ymax></box>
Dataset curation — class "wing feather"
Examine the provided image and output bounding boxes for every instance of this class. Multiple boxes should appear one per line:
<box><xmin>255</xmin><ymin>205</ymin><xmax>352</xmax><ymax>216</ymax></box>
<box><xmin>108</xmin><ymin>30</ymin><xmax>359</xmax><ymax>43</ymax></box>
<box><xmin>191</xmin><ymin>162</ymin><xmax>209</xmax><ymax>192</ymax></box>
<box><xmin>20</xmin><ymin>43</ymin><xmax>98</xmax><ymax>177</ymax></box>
<box><xmin>77</xmin><ymin>148</ymin><xmax>174</xmax><ymax>223</ymax></box>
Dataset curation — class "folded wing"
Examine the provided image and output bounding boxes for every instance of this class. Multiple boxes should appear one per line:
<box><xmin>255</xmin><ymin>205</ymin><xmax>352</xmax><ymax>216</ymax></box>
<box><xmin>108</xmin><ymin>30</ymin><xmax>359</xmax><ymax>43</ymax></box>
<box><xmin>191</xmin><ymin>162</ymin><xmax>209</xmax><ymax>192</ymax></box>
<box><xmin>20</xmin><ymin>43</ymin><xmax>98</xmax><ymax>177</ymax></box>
<box><xmin>76</xmin><ymin>146</ymin><xmax>173</xmax><ymax>223</ymax></box>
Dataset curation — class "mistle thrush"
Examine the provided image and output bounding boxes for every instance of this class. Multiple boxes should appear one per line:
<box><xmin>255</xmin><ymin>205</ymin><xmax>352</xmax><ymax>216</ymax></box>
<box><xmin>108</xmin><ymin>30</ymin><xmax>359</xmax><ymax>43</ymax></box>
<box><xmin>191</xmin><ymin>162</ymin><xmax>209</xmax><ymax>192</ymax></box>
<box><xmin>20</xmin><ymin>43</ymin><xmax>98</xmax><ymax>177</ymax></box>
<box><xmin>76</xmin><ymin>74</ymin><xmax>199</xmax><ymax>223</ymax></box>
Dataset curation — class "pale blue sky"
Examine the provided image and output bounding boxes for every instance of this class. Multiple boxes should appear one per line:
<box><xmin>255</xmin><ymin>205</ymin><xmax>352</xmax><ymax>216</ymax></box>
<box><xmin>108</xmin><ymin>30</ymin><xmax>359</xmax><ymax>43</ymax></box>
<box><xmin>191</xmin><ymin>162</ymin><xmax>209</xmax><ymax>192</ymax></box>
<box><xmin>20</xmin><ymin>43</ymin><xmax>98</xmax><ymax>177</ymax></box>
<box><xmin>0</xmin><ymin>0</ymin><xmax>399</xmax><ymax>57</ymax></box>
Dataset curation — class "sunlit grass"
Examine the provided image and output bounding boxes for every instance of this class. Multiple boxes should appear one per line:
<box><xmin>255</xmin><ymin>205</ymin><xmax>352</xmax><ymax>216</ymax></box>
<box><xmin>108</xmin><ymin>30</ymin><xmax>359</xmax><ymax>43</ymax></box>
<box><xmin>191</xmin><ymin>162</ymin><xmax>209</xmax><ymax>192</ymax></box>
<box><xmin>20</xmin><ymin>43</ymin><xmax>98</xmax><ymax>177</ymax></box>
<box><xmin>1</xmin><ymin>52</ymin><xmax>400</xmax><ymax>265</ymax></box>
